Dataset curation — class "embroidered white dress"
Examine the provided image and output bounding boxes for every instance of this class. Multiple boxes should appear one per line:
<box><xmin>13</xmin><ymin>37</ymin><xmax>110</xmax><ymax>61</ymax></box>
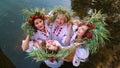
<box><xmin>60</xmin><ymin>24</ymin><xmax>78</xmax><ymax>47</ymax></box>
<box><xmin>22</xmin><ymin>21</ymin><xmax>51</xmax><ymax>52</ymax></box>
<box><xmin>51</xmin><ymin>22</ymin><xmax>69</xmax><ymax>46</ymax></box>
<box><xmin>70</xmin><ymin>28</ymin><xmax>89</xmax><ymax>67</ymax></box>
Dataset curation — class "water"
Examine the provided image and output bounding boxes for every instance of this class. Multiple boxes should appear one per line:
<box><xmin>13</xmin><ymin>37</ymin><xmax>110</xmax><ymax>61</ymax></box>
<box><xmin>0</xmin><ymin>0</ymin><xmax>71</xmax><ymax>68</ymax></box>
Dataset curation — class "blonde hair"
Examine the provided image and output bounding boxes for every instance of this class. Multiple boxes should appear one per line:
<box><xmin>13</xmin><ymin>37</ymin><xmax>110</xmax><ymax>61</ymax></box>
<box><xmin>49</xmin><ymin>6</ymin><xmax>74</xmax><ymax>23</ymax></box>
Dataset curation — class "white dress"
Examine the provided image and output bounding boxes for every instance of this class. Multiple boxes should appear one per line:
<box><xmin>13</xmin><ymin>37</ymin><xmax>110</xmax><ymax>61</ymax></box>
<box><xmin>70</xmin><ymin>27</ymin><xmax>89</xmax><ymax>67</ymax></box>
<box><xmin>22</xmin><ymin>21</ymin><xmax>51</xmax><ymax>52</ymax></box>
<box><xmin>61</xmin><ymin>24</ymin><xmax>78</xmax><ymax>47</ymax></box>
<box><xmin>51</xmin><ymin>22</ymin><xmax>69</xmax><ymax>46</ymax></box>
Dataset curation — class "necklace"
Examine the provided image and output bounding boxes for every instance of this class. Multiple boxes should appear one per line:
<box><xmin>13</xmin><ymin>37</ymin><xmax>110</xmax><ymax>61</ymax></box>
<box><xmin>53</xmin><ymin>25</ymin><xmax>63</xmax><ymax>36</ymax></box>
<box><xmin>41</xmin><ymin>29</ymin><xmax>50</xmax><ymax>38</ymax></box>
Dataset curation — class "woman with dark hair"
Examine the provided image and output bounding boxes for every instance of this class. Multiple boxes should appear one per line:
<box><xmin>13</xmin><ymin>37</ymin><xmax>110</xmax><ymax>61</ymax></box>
<box><xmin>21</xmin><ymin>9</ymin><xmax>51</xmax><ymax>53</ymax></box>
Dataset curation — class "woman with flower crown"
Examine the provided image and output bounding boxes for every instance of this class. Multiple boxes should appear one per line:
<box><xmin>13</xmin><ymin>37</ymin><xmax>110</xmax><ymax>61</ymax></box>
<box><xmin>21</xmin><ymin>8</ymin><xmax>51</xmax><ymax>53</ymax></box>
<box><xmin>65</xmin><ymin>11</ymin><xmax>110</xmax><ymax>67</ymax></box>
<box><xmin>48</xmin><ymin>7</ymin><xmax>74</xmax><ymax>47</ymax></box>
<box><xmin>58</xmin><ymin>18</ymin><xmax>89</xmax><ymax>67</ymax></box>
<box><xmin>69</xmin><ymin>22</ymin><xmax>90</xmax><ymax>67</ymax></box>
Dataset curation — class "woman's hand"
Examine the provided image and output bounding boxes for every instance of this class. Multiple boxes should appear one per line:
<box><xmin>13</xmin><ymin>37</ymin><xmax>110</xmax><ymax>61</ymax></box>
<box><xmin>73</xmin><ymin>19</ymin><xmax>82</xmax><ymax>26</ymax></box>
<box><xmin>21</xmin><ymin>35</ymin><xmax>31</xmax><ymax>51</ymax></box>
<box><xmin>33</xmin><ymin>40</ymin><xmax>40</xmax><ymax>49</ymax></box>
<box><xmin>74</xmin><ymin>42</ymin><xmax>83</xmax><ymax>47</ymax></box>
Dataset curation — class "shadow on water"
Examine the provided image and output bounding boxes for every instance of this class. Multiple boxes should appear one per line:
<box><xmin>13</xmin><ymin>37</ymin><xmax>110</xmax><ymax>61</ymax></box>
<box><xmin>71</xmin><ymin>0</ymin><xmax>120</xmax><ymax>68</ymax></box>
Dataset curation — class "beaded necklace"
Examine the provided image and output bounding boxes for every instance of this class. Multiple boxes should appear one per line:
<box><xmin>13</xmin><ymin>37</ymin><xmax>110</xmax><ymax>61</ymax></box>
<box><xmin>41</xmin><ymin>29</ymin><xmax>50</xmax><ymax>38</ymax></box>
<box><xmin>53</xmin><ymin>25</ymin><xmax>63</xmax><ymax>36</ymax></box>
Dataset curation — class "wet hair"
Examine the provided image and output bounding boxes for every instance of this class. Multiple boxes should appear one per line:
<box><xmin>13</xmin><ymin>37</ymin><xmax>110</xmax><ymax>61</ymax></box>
<box><xmin>41</xmin><ymin>40</ymin><xmax>60</xmax><ymax>54</ymax></box>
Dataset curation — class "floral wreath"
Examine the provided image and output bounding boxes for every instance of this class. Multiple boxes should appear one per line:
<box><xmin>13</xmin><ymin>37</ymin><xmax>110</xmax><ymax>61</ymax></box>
<box><xmin>80</xmin><ymin>10</ymin><xmax>110</xmax><ymax>54</ymax></box>
<box><xmin>21</xmin><ymin>8</ymin><xmax>47</xmax><ymax>36</ymax></box>
<box><xmin>49</xmin><ymin>6</ymin><xmax>75</xmax><ymax>23</ymax></box>
<box><xmin>28</xmin><ymin>46</ymin><xmax>73</xmax><ymax>62</ymax></box>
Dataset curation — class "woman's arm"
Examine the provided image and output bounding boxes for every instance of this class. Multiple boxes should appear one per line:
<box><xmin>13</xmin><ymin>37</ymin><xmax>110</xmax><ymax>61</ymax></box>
<box><xmin>63</xmin><ymin>42</ymin><xmax>83</xmax><ymax>62</ymax></box>
<box><xmin>64</xmin><ymin>23</ymin><xmax>72</xmax><ymax>45</ymax></box>
<box><xmin>21</xmin><ymin>35</ymin><xmax>30</xmax><ymax>51</ymax></box>
<box><xmin>63</xmin><ymin>42</ymin><xmax>83</xmax><ymax>50</ymax></box>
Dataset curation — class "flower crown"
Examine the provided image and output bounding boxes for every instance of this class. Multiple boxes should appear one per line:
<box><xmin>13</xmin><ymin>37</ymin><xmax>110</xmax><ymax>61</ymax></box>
<box><xmin>82</xmin><ymin>24</ymin><xmax>95</xmax><ymax>40</ymax></box>
<box><xmin>76</xmin><ymin>23</ymin><xmax>95</xmax><ymax>40</ymax></box>
<box><xmin>28</xmin><ymin>12</ymin><xmax>47</xmax><ymax>25</ymax></box>
<box><xmin>79</xmin><ymin>11</ymin><xmax>110</xmax><ymax>54</ymax></box>
<box><xmin>21</xmin><ymin>8</ymin><xmax>46</xmax><ymax>36</ymax></box>
<box><xmin>49</xmin><ymin>6</ymin><xmax>75</xmax><ymax>23</ymax></box>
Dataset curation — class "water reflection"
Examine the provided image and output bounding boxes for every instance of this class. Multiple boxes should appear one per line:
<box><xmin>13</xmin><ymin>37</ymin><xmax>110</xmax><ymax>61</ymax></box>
<box><xmin>71</xmin><ymin>0</ymin><xmax>120</xmax><ymax>68</ymax></box>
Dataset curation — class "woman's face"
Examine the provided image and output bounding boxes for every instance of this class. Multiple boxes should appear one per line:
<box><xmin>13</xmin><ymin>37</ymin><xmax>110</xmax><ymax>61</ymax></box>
<box><xmin>46</xmin><ymin>40</ymin><xmax>58</xmax><ymax>51</ymax></box>
<box><xmin>55</xmin><ymin>14</ymin><xmax>65</xmax><ymax>26</ymax></box>
<box><xmin>77</xmin><ymin>25</ymin><xmax>88</xmax><ymax>37</ymax></box>
<box><xmin>34</xmin><ymin>18</ymin><xmax>44</xmax><ymax>31</ymax></box>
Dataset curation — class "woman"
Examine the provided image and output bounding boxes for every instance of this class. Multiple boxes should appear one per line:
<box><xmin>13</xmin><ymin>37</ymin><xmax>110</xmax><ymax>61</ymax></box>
<box><xmin>21</xmin><ymin>10</ymin><xmax>51</xmax><ymax>52</ymax></box>
<box><xmin>72</xmin><ymin>23</ymin><xmax>90</xmax><ymax>67</ymax></box>
<box><xmin>64</xmin><ymin>22</ymin><xmax>90</xmax><ymax>67</ymax></box>
<box><xmin>49</xmin><ymin>7</ymin><xmax>74</xmax><ymax>47</ymax></box>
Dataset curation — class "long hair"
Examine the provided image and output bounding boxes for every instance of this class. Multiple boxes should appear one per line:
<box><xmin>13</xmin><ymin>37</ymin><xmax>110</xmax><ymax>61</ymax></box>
<box><xmin>76</xmin><ymin>23</ymin><xmax>89</xmax><ymax>39</ymax></box>
<box><xmin>29</xmin><ymin>12</ymin><xmax>46</xmax><ymax>32</ymax></box>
